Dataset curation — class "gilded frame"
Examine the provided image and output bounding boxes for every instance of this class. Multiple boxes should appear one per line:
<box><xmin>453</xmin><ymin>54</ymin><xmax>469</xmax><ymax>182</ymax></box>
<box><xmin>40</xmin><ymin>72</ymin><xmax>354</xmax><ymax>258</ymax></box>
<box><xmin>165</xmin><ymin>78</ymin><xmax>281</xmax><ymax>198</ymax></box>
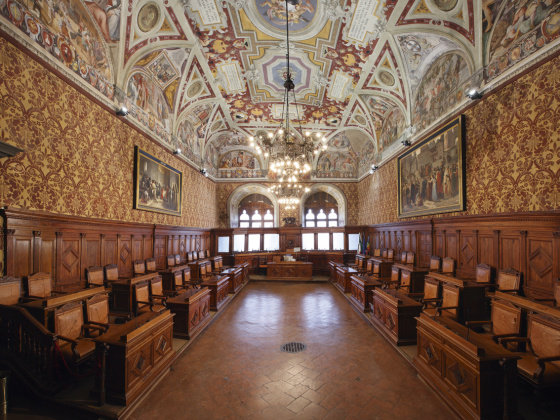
<box><xmin>397</xmin><ymin>115</ymin><xmax>465</xmax><ymax>218</ymax></box>
<box><xmin>134</xmin><ymin>146</ymin><xmax>182</xmax><ymax>216</ymax></box>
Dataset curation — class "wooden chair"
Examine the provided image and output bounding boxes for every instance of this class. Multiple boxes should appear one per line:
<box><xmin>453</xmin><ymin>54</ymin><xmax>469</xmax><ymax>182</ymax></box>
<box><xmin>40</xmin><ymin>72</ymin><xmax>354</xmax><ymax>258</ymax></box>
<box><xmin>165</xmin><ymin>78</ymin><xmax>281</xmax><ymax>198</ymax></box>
<box><xmin>54</xmin><ymin>302</ymin><xmax>102</xmax><ymax>365</ymax></box>
<box><xmin>104</xmin><ymin>264</ymin><xmax>126</xmax><ymax>284</ymax></box>
<box><xmin>384</xmin><ymin>267</ymin><xmax>401</xmax><ymax>288</ymax></box>
<box><xmin>466</xmin><ymin>299</ymin><xmax>522</xmax><ymax>351</ymax></box>
<box><xmin>533</xmin><ymin>279</ymin><xmax>560</xmax><ymax>307</ymax></box>
<box><xmin>495</xmin><ymin>268</ymin><xmax>522</xmax><ymax>294</ymax></box>
<box><xmin>0</xmin><ymin>276</ymin><xmax>22</xmax><ymax>305</ymax></box>
<box><xmin>272</xmin><ymin>256</ymin><xmax>281</xmax><ymax>263</ymax></box>
<box><xmin>422</xmin><ymin>283</ymin><xmax>460</xmax><ymax>319</ymax></box>
<box><xmin>400</xmin><ymin>251</ymin><xmax>407</xmax><ymax>263</ymax></box>
<box><xmin>373</xmin><ymin>249</ymin><xmax>381</xmax><ymax>257</ymax></box>
<box><xmin>365</xmin><ymin>259</ymin><xmax>373</xmax><ymax>275</ymax></box>
<box><xmin>146</xmin><ymin>258</ymin><xmax>157</xmax><ymax>273</ymax></box>
<box><xmin>429</xmin><ymin>256</ymin><xmax>442</xmax><ymax>272</ymax></box>
<box><xmin>198</xmin><ymin>251</ymin><xmax>205</xmax><ymax>260</ymax></box>
<box><xmin>85</xmin><ymin>266</ymin><xmax>105</xmax><ymax>288</ymax></box>
<box><xmin>187</xmin><ymin>252</ymin><xmax>194</xmax><ymax>263</ymax></box>
<box><xmin>386</xmin><ymin>249</ymin><xmax>394</xmax><ymax>260</ymax></box>
<box><xmin>474</xmin><ymin>263</ymin><xmax>494</xmax><ymax>284</ymax></box>
<box><xmin>175</xmin><ymin>254</ymin><xmax>182</xmax><ymax>266</ymax></box>
<box><xmin>441</xmin><ymin>257</ymin><xmax>455</xmax><ymax>276</ymax></box>
<box><xmin>134</xmin><ymin>279</ymin><xmax>167</xmax><ymax>315</ymax></box>
<box><xmin>85</xmin><ymin>293</ymin><xmax>129</xmax><ymax>334</ymax></box>
<box><xmin>166</xmin><ymin>255</ymin><xmax>176</xmax><ymax>268</ymax></box>
<box><xmin>206</xmin><ymin>250</ymin><xmax>210</xmax><ymax>258</ymax></box>
<box><xmin>258</xmin><ymin>256</ymin><xmax>268</xmax><ymax>275</ymax></box>
<box><xmin>25</xmin><ymin>273</ymin><xmax>64</xmax><ymax>300</ymax></box>
<box><xmin>406</xmin><ymin>252</ymin><xmax>414</xmax><ymax>265</ymax></box>
<box><xmin>500</xmin><ymin>313</ymin><xmax>560</xmax><ymax>389</ymax></box>
<box><xmin>133</xmin><ymin>260</ymin><xmax>146</xmax><ymax>276</ymax></box>
<box><xmin>409</xmin><ymin>277</ymin><xmax>441</xmax><ymax>304</ymax></box>
<box><xmin>382</xmin><ymin>249</ymin><xmax>388</xmax><ymax>259</ymax></box>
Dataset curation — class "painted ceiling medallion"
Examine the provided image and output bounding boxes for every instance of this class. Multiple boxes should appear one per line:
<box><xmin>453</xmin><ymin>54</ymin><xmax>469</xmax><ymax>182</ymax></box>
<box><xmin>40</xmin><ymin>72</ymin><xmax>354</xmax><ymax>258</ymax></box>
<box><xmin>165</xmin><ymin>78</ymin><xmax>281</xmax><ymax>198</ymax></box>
<box><xmin>187</xmin><ymin>81</ymin><xmax>204</xmax><ymax>98</ymax></box>
<box><xmin>378</xmin><ymin>70</ymin><xmax>395</xmax><ymax>86</ymax></box>
<box><xmin>138</xmin><ymin>3</ymin><xmax>160</xmax><ymax>33</ymax></box>
<box><xmin>354</xmin><ymin>115</ymin><xmax>367</xmax><ymax>125</ymax></box>
<box><xmin>432</xmin><ymin>0</ymin><xmax>459</xmax><ymax>12</ymax></box>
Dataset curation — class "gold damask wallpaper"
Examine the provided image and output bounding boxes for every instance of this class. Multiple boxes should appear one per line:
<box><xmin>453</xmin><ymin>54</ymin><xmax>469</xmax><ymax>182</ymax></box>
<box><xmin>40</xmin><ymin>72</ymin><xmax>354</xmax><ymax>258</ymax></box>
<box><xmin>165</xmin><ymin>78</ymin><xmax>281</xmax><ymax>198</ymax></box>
<box><xmin>0</xmin><ymin>38</ymin><xmax>218</xmax><ymax>228</ymax></box>
<box><xmin>216</xmin><ymin>182</ymin><xmax>359</xmax><ymax>228</ymax></box>
<box><xmin>357</xmin><ymin>54</ymin><xmax>560</xmax><ymax>225</ymax></box>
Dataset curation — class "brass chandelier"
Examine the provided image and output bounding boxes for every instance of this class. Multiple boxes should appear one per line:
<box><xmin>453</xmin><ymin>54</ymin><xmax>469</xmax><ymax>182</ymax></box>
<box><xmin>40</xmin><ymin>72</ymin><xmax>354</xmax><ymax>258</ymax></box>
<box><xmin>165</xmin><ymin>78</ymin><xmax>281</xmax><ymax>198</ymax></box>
<box><xmin>248</xmin><ymin>0</ymin><xmax>327</xmax><ymax>203</ymax></box>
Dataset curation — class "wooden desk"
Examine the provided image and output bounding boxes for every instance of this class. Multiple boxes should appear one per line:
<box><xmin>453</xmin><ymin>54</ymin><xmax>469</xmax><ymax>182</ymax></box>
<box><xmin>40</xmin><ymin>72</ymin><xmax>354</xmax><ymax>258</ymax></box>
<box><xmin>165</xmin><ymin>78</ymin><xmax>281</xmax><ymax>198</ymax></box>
<box><xmin>414</xmin><ymin>314</ymin><xmax>519</xmax><ymax>420</ymax></box>
<box><xmin>188</xmin><ymin>260</ymin><xmax>211</xmax><ymax>279</ymax></box>
<box><xmin>426</xmin><ymin>272</ymin><xmax>487</xmax><ymax>322</ymax></box>
<box><xmin>329</xmin><ymin>261</ymin><xmax>344</xmax><ymax>282</ymax></box>
<box><xmin>492</xmin><ymin>291</ymin><xmax>560</xmax><ymax>318</ymax></box>
<box><xmin>368</xmin><ymin>257</ymin><xmax>393</xmax><ymax>278</ymax></box>
<box><xmin>334</xmin><ymin>266</ymin><xmax>357</xmax><ymax>293</ymax></box>
<box><xmin>158</xmin><ymin>266</ymin><xmax>186</xmax><ymax>295</ymax></box>
<box><xmin>93</xmin><ymin>310</ymin><xmax>175</xmax><ymax>406</ymax></box>
<box><xmin>201</xmin><ymin>275</ymin><xmax>230</xmax><ymax>312</ymax></box>
<box><xmin>22</xmin><ymin>286</ymin><xmax>107</xmax><ymax>329</ymax></box>
<box><xmin>111</xmin><ymin>273</ymin><xmax>160</xmax><ymax>315</ymax></box>
<box><xmin>266</xmin><ymin>262</ymin><xmax>313</xmax><ymax>281</ymax></box>
<box><xmin>350</xmin><ymin>274</ymin><xmax>382</xmax><ymax>313</ymax></box>
<box><xmin>371</xmin><ymin>288</ymin><xmax>422</xmax><ymax>346</ymax></box>
<box><xmin>222</xmin><ymin>267</ymin><xmax>243</xmax><ymax>293</ymax></box>
<box><xmin>166</xmin><ymin>288</ymin><xmax>211</xmax><ymax>340</ymax></box>
<box><xmin>392</xmin><ymin>264</ymin><xmax>428</xmax><ymax>294</ymax></box>
<box><xmin>234</xmin><ymin>252</ymin><xmax>343</xmax><ymax>276</ymax></box>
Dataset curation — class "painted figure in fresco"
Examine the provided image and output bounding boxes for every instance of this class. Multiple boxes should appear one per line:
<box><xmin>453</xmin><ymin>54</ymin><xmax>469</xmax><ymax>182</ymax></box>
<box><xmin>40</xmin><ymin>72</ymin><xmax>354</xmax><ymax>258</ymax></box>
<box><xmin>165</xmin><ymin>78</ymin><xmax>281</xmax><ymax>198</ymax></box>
<box><xmin>84</xmin><ymin>0</ymin><xmax>121</xmax><ymax>43</ymax></box>
<box><xmin>260</xmin><ymin>0</ymin><xmax>315</xmax><ymax>25</ymax></box>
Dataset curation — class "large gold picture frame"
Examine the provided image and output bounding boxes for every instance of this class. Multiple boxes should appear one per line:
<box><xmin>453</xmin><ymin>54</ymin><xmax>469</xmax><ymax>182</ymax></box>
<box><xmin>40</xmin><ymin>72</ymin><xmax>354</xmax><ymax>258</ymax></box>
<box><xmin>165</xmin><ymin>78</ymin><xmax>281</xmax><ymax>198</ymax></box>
<box><xmin>134</xmin><ymin>146</ymin><xmax>182</xmax><ymax>216</ymax></box>
<box><xmin>398</xmin><ymin>116</ymin><xmax>465</xmax><ymax>218</ymax></box>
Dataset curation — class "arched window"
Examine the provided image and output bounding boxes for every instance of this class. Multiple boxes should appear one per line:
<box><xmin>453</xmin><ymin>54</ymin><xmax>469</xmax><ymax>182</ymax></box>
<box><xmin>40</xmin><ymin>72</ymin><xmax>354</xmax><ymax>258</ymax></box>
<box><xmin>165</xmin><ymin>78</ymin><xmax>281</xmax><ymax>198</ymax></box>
<box><xmin>252</xmin><ymin>210</ymin><xmax>262</xmax><ymax>228</ymax></box>
<box><xmin>305</xmin><ymin>209</ymin><xmax>315</xmax><ymax>227</ymax></box>
<box><xmin>304</xmin><ymin>192</ymin><xmax>338</xmax><ymax>228</ymax></box>
<box><xmin>328</xmin><ymin>208</ymin><xmax>338</xmax><ymax>227</ymax></box>
<box><xmin>239</xmin><ymin>210</ymin><xmax>250</xmax><ymax>228</ymax></box>
<box><xmin>316</xmin><ymin>209</ymin><xmax>327</xmax><ymax>227</ymax></box>
<box><xmin>238</xmin><ymin>194</ymin><xmax>274</xmax><ymax>227</ymax></box>
<box><xmin>263</xmin><ymin>209</ymin><xmax>273</xmax><ymax>228</ymax></box>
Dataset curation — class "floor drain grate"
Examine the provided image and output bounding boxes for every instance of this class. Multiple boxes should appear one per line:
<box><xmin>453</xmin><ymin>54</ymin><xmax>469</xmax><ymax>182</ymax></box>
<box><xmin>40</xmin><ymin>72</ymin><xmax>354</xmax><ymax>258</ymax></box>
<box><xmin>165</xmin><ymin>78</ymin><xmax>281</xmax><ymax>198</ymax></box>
<box><xmin>281</xmin><ymin>342</ymin><xmax>307</xmax><ymax>353</ymax></box>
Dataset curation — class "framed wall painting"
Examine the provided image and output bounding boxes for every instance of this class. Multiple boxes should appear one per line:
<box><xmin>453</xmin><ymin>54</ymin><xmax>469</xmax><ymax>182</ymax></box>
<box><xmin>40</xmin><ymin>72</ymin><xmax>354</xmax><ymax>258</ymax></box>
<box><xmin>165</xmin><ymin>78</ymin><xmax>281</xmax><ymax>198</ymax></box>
<box><xmin>134</xmin><ymin>146</ymin><xmax>182</xmax><ymax>216</ymax></box>
<box><xmin>397</xmin><ymin>115</ymin><xmax>465</xmax><ymax>218</ymax></box>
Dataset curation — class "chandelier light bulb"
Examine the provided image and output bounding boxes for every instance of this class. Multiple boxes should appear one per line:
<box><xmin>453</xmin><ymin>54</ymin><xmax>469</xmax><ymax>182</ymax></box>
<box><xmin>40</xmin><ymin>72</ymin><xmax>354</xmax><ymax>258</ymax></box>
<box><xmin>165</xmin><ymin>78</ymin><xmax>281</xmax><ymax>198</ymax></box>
<box><xmin>249</xmin><ymin>136</ymin><xmax>254</xmax><ymax>141</ymax></box>
<box><xmin>322</xmin><ymin>137</ymin><xmax>327</xmax><ymax>142</ymax></box>
<box><xmin>264</xmin><ymin>152</ymin><xmax>269</xmax><ymax>157</ymax></box>
<box><xmin>316</xmin><ymin>132</ymin><xmax>321</xmax><ymax>138</ymax></box>
<box><xmin>279</xmin><ymin>129</ymin><xmax>284</xmax><ymax>134</ymax></box>
<box><xmin>305</xmin><ymin>131</ymin><xmax>310</xmax><ymax>136</ymax></box>
<box><xmin>314</xmin><ymin>150</ymin><xmax>318</xmax><ymax>155</ymax></box>
<box><xmin>268</xmin><ymin>132</ymin><xmax>273</xmax><ymax>138</ymax></box>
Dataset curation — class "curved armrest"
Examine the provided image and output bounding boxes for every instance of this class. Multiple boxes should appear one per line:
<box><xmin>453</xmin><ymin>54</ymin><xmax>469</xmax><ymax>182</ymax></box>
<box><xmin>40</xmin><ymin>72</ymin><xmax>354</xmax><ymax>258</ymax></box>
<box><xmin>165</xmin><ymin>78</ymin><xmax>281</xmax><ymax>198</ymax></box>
<box><xmin>465</xmin><ymin>320</ymin><xmax>491</xmax><ymax>327</ymax></box>
<box><xmin>57</xmin><ymin>335</ymin><xmax>79</xmax><ymax>345</ymax></box>
<box><xmin>86</xmin><ymin>321</ymin><xmax>109</xmax><ymax>330</ymax></box>
<box><xmin>536</xmin><ymin>355</ymin><xmax>560</xmax><ymax>364</ymax></box>
<box><xmin>436</xmin><ymin>305</ymin><xmax>459</xmax><ymax>315</ymax></box>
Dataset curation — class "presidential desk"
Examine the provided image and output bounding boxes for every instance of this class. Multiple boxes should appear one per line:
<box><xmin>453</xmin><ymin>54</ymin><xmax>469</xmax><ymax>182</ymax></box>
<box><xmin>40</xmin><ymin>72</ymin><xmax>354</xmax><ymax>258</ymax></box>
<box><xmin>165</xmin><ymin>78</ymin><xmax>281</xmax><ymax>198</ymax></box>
<box><xmin>233</xmin><ymin>252</ymin><xmax>343</xmax><ymax>276</ymax></box>
<box><xmin>266</xmin><ymin>261</ymin><xmax>313</xmax><ymax>281</ymax></box>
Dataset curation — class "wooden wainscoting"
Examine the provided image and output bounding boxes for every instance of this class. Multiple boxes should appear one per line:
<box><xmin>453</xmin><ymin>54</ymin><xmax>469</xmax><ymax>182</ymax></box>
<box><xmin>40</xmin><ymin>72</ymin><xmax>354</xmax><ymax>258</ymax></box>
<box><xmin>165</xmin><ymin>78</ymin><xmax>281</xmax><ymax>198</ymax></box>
<box><xmin>369</xmin><ymin>212</ymin><xmax>560</xmax><ymax>299</ymax></box>
<box><xmin>2</xmin><ymin>208</ymin><xmax>210</xmax><ymax>290</ymax></box>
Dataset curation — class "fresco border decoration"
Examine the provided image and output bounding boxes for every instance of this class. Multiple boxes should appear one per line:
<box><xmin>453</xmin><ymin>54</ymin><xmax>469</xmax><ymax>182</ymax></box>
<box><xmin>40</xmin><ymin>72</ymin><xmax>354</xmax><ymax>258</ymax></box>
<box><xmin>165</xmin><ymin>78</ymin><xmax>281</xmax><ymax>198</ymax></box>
<box><xmin>134</xmin><ymin>146</ymin><xmax>183</xmax><ymax>217</ymax></box>
<box><xmin>397</xmin><ymin>116</ymin><xmax>465</xmax><ymax>219</ymax></box>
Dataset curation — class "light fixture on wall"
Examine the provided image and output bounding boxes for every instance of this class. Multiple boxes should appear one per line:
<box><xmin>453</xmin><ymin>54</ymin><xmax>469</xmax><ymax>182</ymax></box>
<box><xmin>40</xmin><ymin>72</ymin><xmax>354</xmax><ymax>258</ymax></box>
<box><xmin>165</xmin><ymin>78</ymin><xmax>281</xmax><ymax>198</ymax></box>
<box><xmin>466</xmin><ymin>89</ymin><xmax>483</xmax><ymax>100</ymax></box>
<box><xmin>173</xmin><ymin>148</ymin><xmax>181</xmax><ymax>155</ymax></box>
<box><xmin>401</xmin><ymin>140</ymin><xmax>411</xmax><ymax>147</ymax></box>
<box><xmin>248</xmin><ymin>0</ymin><xmax>327</xmax><ymax>185</ymax></box>
<box><xmin>369</xmin><ymin>164</ymin><xmax>378</xmax><ymax>174</ymax></box>
<box><xmin>200</xmin><ymin>168</ymin><xmax>208</xmax><ymax>177</ymax></box>
<box><xmin>116</xmin><ymin>106</ymin><xmax>129</xmax><ymax>116</ymax></box>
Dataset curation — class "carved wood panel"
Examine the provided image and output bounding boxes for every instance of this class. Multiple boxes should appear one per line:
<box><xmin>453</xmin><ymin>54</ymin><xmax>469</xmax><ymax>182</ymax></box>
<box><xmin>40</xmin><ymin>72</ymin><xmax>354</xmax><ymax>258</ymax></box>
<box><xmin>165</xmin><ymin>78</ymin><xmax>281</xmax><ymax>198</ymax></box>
<box><xmin>418</xmin><ymin>231</ymin><xmax>432</xmax><ymax>268</ymax></box>
<box><xmin>14</xmin><ymin>236</ymin><xmax>33</xmax><ymax>278</ymax></box>
<box><xmin>501</xmin><ymin>237</ymin><xmax>521</xmax><ymax>271</ymax></box>
<box><xmin>144</xmin><ymin>236</ymin><xmax>153</xmax><ymax>259</ymax></box>
<box><xmin>459</xmin><ymin>234</ymin><xmax>476</xmax><ymax>273</ymax></box>
<box><xmin>526</xmin><ymin>238</ymin><xmax>554</xmax><ymax>294</ymax></box>
<box><xmin>132</xmin><ymin>236</ymin><xmax>143</xmax><ymax>262</ymax></box>
<box><xmin>154</xmin><ymin>237</ymin><xmax>166</xmax><ymax>268</ymax></box>
<box><xmin>446</xmin><ymin>234</ymin><xmax>457</xmax><ymax>260</ymax></box>
<box><xmin>84</xmin><ymin>237</ymin><xmax>101</xmax><ymax>270</ymax></box>
<box><xmin>435</xmin><ymin>232</ymin><xmax>444</xmax><ymax>257</ymax></box>
<box><xmin>58</xmin><ymin>236</ymin><xmax>81</xmax><ymax>285</ymax></box>
<box><xmin>39</xmin><ymin>237</ymin><xmax>55</xmax><ymax>275</ymax></box>
<box><xmin>103</xmin><ymin>237</ymin><xmax>118</xmax><ymax>267</ymax></box>
<box><xmin>118</xmin><ymin>236</ymin><xmax>132</xmax><ymax>277</ymax></box>
<box><xmin>478</xmin><ymin>234</ymin><xmax>494</xmax><ymax>266</ymax></box>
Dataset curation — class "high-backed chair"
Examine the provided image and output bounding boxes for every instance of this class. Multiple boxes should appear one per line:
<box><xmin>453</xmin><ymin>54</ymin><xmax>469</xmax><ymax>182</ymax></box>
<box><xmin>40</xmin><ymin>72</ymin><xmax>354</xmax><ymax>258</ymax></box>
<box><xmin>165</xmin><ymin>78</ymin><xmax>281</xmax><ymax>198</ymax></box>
<box><xmin>25</xmin><ymin>273</ymin><xmax>64</xmax><ymax>300</ymax></box>
<box><xmin>206</xmin><ymin>250</ymin><xmax>210</xmax><ymax>258</ymax></box>
<box><xmin>382</xmin><ymin>249</ymin><xmax>388</xmax><ymax>259</ymax></box>
<box><xmin>474</xmin><ymin>263</ymin><xmax>494</xmax><ymax>284</ymax></box>
<box><xmin>54</xmin><ymin>302</ymin><xmax>101</xmax><ymax>365</ymax></box>
<box><xmin>258</xmin><ymin>256</ymin><xmax>268</xmax><ymax>275</ymax></box>
<box><xmin>0</xmin><ymin>277</ymin><xmax>22</xmax><ymax>305</ymax></box>
<box><xmin>85</xmin><ymin>266</ymin><xmax>105</xmax><ymax>288</ymax></box>
<box><xmin>272</xmin><ymin>255</ymin><xmax>281</xmax><ymax>263</ymax></box>
<box><xmin>406</xmin><ymin>252</ymin><xmax>414</xmax><ymax>265</ymax></box>
<box><xmin>373</xmin><ymin>249</ymin><xmax>381</xmax><ymax>257</ymax></box>
<box><xmin>384</xmin><ymin>266</ymin><xmax>401</xmax><ymax>288</ymax></box>
<box><xmin>85</xmin><ymin>293</ymin><xmax>128</xmax><ymax>334</ymax></box>
<box><xmin>495</xmin><ymin>268</ymin><xmax>522</xmax><ymax>294</ymax></box>
<box><xmin>500</xmin><ymin>313</ymin><xmax>560</xmax><ymax>389</ymax></box>
<box><xmin>533</xmin><ymin>279</ymin><xmax>560</xmax><ymax>307</ymax></box>
<box><xmin>134</xmin><ymin>278</ymin><xmax>167</xmax><ymax>315</ymax></box>
<box><xmin>146</xmin><ymin>258</ymin><xmax>157</xmax><ymax>273</ymax></box>
<box><xmin>386</xmin><ymin>249</ymin><xmax>394</xmax><ymax>260</ymax></box>
<box><xmin>175</xmin><ymin>254</ymin><xmax>182</xmax><ymax>266</ymax></box>
<box><xmin>422</xmin><ymin>283</ymin><xmax>460</xmax><ymax>319</ymax></box>
<box><xmin>187</xmin><ymin>252</ymin><xmax>194</xmax><ymax>263</ymax></box>
<box><xmin>166</xmin><ymin>255</ymin><xmax>176</xmax><ymax>268</ymax></box>
<box><xmin>441</xmin><ymin>257</ymin><xmax>455</xmax><ymax>276</ymax></box>
<box><xmin>400</xmin><ymin>251</ymin><xmax>407</xmax><ymax>263</ymax></box>
<box><xmin>365</xmin><ymin>259</ymin><xmax>373</xmax><ymax>274</ymax></box>
<box><xmin>430</xmin><ymin>256</ymin><xmax>442</xmax><ymax>272</ymax></box>
<box><xmin>198</xmin><ymin>251</ymin><xmax>205</xmax><ymax>260</ymax></box>
<box><xmin>133</xmin><ymin>260</ymin><xmax>146</xmax><ymax>276</ymax></box>
<box><xmin>408</xmin><ymin>277</ymin><xmax>441</xmax><ymax>304</ymax></box>
<box><xmin>466</xmin><ymin>299</ymin><xmax>522</xmax><ymax>351</ymax></box>
<box><xmin>104</xmin><ymin>264</ymin><xmax>125</xmax><ymax>284</ymax></box>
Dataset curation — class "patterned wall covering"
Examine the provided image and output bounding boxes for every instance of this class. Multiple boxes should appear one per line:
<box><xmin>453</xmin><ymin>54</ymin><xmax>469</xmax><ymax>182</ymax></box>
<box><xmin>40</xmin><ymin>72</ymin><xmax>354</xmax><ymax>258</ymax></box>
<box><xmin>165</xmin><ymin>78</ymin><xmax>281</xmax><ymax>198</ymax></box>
<box><xmin>0</xmin><ymin>38</ymin><xmax>218</xmax><ymax>234</ymax></box>
<box><xmin>216</xmin><ymin>182</ymin><xmax>358</xmax><ymax>229</ymax></box>
<box><xmin>357</xmin><ymin>53</ymin><xmax>560</xmax><ymax>225</ymax></box>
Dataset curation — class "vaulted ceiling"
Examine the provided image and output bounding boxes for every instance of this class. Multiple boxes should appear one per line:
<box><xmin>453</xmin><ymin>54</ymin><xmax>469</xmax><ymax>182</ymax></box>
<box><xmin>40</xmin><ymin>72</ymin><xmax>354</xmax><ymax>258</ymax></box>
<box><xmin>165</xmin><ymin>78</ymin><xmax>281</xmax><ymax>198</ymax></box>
<box><xmin>2</xmin><ymin>0</ymin><xmax>559</xmax><ymax>180</ymax></box>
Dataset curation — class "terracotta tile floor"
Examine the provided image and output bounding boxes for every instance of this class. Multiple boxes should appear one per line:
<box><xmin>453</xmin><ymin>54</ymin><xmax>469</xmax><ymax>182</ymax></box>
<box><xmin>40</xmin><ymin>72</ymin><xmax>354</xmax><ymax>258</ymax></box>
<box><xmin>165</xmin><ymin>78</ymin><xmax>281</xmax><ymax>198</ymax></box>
<box><xmin>130</xmin><ymin>282</ymin><xmax>457</xmax><ymax>419</ymax></box>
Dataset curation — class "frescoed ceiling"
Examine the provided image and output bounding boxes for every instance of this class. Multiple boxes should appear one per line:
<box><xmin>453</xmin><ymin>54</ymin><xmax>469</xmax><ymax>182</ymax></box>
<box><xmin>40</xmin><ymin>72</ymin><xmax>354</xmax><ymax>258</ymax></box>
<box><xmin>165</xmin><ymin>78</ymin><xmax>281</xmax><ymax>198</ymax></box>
<box><xmin>2</xmin><ymin>0</ymin><xmax>560</xmax><ymax>181</ymax></box>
